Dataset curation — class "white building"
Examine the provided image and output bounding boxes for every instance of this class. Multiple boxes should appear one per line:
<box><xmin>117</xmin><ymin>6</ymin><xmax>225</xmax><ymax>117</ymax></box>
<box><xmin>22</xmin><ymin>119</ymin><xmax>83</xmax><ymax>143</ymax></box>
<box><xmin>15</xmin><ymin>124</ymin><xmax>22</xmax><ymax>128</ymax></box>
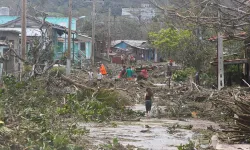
<box><xmin>122</xmin><ymin>4</ymin><xmax>155</xmax><ymax>20</ymax></box>
<box><xmin>0</xmin><ymin>7</ymin><xmax>10</xmax><ymax>16</ymax></box>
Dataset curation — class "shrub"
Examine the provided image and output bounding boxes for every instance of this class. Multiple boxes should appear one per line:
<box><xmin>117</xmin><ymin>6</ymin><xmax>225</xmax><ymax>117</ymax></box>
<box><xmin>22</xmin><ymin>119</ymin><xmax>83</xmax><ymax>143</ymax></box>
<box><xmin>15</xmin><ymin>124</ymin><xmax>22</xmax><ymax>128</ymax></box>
<box><xmin>173</xmin><ymin>67</ymin><xmax>196</xmax><ymax>82</ymax></box>
<box><xmin>49</xmin><ymin>66</ymin><xmax>66</xmax><ymax>77</ymax></box>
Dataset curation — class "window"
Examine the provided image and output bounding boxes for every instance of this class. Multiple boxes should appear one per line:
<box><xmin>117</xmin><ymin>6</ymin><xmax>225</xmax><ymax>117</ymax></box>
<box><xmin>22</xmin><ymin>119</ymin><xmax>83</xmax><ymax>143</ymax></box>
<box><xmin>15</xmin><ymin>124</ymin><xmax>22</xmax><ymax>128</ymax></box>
<box><xmin>80</xmin><ymin>42</ymin><xmax>85</xmax><ymax>51</ymax></box>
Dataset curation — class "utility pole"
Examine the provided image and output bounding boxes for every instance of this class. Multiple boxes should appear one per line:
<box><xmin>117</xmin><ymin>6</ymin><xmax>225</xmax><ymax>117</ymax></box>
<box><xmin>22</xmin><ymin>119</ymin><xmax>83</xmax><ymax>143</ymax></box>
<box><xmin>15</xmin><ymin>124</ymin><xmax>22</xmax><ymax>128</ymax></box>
<box><xmin>91</xmin><ymin>0</ymin><xmax>96</xmax><ymax>64</ymax></box>
<box><xmin>107</xmin><ymin>7</ymin><xmax>111</xmax><ymax>59</ymax></box>
<box><xmin>217</xmin><ymin>3</ymin><xmax>224</xmax><ymax>90</ymax></box>
<box><xmin>66</xmin><ymin>0</ymin><xmax>72</xmax><ymax>75</ymax></box>
<box><xmin>21</xmin><ymin>0</ymin><xmax>26</xmax><ymax>60</ymax></box>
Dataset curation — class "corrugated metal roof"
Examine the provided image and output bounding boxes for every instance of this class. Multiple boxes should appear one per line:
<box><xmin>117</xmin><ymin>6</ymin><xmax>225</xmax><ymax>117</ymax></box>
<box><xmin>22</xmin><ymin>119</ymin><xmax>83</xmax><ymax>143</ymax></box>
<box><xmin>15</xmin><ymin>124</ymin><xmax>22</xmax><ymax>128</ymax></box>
<box><xmin>45</xmin><ymin>17</ymin><xmax>76</xmax><ymax>30</ymax></box>
<box><xmin>112</xmin><ymin>40</ymin><xmax>147</xmax><ymax>49</ymax></box>
<box><xmin>0</xmin><ymin>28</ymin><xmax>20</xmax><ymax>34</ymax></box>
<box><xmin>0</xmin><ymin>28</ymin><xmax>42</xmax><ymax>36</ymax></box>
<box><xmin>0</xmin><ymin>16</ymin><xmax>18</xmax><ymax>25</ymax></box>
<box><xmin>0</xmin><ymin>16</ymin><xmax>76</xmax><ymax>30</ymax></box>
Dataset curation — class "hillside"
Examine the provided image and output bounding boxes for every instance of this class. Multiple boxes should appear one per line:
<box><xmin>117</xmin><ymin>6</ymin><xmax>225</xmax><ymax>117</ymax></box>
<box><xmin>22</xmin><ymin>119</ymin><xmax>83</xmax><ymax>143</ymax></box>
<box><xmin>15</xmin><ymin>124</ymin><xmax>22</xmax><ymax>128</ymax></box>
<box><xmin>0</xmin><ymin>0</ymin><xmax>148</xmax><ymax>17</ymax></box>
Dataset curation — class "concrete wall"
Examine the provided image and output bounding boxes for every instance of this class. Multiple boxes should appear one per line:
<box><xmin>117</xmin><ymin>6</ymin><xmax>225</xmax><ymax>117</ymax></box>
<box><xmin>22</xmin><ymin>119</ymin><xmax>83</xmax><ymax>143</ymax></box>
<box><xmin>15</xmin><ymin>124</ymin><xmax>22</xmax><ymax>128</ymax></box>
<box><xmin>0</xmin><ymin>32</ymin><xmax>20</xmax><ymax>75</ymax></box>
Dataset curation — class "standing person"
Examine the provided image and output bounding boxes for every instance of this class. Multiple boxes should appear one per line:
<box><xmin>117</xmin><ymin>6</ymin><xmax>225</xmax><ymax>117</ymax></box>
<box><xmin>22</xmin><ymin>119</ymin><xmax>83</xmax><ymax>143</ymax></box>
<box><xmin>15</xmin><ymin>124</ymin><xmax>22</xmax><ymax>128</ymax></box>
<box><xmin>145</xmin><ymin>88</ymin><xmax>153</xmax><ymax>118</ymax></box>
<box><xmin>169</xmin><ymin>59</ymin><xmax>173</xmax><ymax>66</ymax></box>
<box><xmin>119</xmin><ymin>66</ymin><xmax>127</xmax><ymax>79</ymax></box>
<box><xmin>100</xmin><ymin>63</ymin><xmax>107</xmax><ymax>77</ymax></box>
<box><xmin>126</xmin><ymin>66</ymin><xmax>133</xmax><ymax>80</ymax></box>
<box><xmin>88</xmin><ymin>69</ymin><xmax>94</xmax><ymax>81</ymax></box>
<box><xmin>141</xmin><ymin>53</ymin><xmax>144</xmax><ymax>60</ymax></box>
<box><xmin>195</xmin><ymin>71</ymin><xmax>200</xmax><ymax>85</ymax></box>
<box><xmin>97</xmin><ymin>70</ymin><xmax>103</xmax><ymax>83</ymax></box>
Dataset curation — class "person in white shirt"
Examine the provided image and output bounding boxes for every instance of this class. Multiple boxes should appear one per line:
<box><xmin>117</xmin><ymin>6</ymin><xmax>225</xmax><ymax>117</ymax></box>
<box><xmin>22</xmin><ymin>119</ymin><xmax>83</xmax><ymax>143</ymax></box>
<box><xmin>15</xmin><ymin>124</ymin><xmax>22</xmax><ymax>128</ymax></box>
<box><xmin>97</xmin><ymin>71</ymin><xmax>103</xmax><ymax>82</ymax></box>
<box><xmin>88</xmin><ymin>69</ymin><xmax>94</xmax><ymax>81</ymax></box>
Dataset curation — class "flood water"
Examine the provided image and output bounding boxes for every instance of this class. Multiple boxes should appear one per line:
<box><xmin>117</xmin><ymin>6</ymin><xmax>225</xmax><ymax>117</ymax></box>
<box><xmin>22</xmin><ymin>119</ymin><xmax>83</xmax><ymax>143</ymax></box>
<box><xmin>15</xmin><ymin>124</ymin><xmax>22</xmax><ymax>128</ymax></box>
<box><xmin>79</xmin><ymin>104</ymin><xmax>219</xmax><ymax>150</ymax></box>
<box><xmin>82</xmin><ymin>120</ymin><xmax>193</xmax><ymax>150</ymax></box>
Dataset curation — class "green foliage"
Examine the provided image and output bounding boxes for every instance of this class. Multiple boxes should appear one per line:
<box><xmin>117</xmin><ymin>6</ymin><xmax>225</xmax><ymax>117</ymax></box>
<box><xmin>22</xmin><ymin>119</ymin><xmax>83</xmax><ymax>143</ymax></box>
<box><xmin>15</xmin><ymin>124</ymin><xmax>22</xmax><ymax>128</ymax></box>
<box><xmin>49</xmin><ymin>66</ymin><xmax>66</xmax><ymax>77</ymax></box>
<box><xmin>172</xmin><ymin>68</ymin><xmax>196</xmax><ymax>82</ymax></box>
<box><xmin>0</xmin><ymin>75</ymin><xmax>136</xmax><ymax>149</ymax></box>
<box><xmin>149</xmin><ymin>28</ymin><xmax>192</xmax><ymax>52</ymax></box>
<box><xmin>177</xmin><ymin>140</ymin><xmax>195</xmax><ymax>150</ymax></box>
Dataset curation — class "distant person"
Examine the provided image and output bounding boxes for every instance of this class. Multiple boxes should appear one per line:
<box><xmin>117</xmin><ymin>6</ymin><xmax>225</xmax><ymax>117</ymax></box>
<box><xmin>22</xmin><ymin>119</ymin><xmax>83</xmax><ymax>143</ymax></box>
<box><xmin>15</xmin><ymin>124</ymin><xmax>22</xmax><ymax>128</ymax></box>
<box><xmin>141</xmin><ymin>54</ymin><xmax>144</xmax><ymax>60</ymax></box>
<box><xmin>131</xmin><ymin>55</ymin><xmax>136</xmax><ymax>65</ymax></box>
<box><xmin>119</xmin><ymin>66</ymin><xmax>127</xmax><ymax>79</ymax></box>
<box><xmin>195</xmin><ymin>71</ymin><xmax>201</xmax><ymax>85</ymax></box>
<box><xmin>145</xmin><ymin>88</ymin><xmax>153</xmax><ymax>118</ymax></box>
<box><xmin>97</xmin><ymin>71</ymin><xmax>103</xmax><ymax>83</ymax></box>
<box><xmin>126</xmin><ymin>67</ymin><xmax>133</xmax><ymax>80</ymax></box>
<box><xmin>137</xmin><ymin>69</ymin><xmax>148</xmax><ymax>81</ymax></box>
<box><xmin>88</xmin><ymin>69</ymin><xmax>94</xmax><ymax>81</ymax></box>
<box><xmin>169</xmin><ymin>59</ymin><xmax>173</xmax><ymax>66</ymax></box>
<box><xmin>99</xmin><ymin>63</ymin><xmax>107</xmax><ymax>77</ymax></box>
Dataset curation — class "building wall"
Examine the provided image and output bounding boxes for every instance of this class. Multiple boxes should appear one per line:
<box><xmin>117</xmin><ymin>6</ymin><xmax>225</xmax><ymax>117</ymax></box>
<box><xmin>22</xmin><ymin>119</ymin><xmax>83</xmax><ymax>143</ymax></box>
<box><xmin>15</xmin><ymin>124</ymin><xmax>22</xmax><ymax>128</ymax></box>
<box><xmin>0</xmin><ymin>32</ymin><xmax>20</xmax><ymax>74</ymax></box>
<box><xmin>0</xmin><ymin>32</ymin><xmax>19</xmax><ymax>50</ymax></box>
<box><xmin>0</xmin><ymin>46</ymin><xmax>6</xmax><ymax>78</ymax></box>
<box><xmin>56</xmin><ymin>41</ymin><xmax>91</xmax><ymax>61</ymax></box>
<box><xmin>122</xmin><ymin>7</ymin><xmax>155</xmax><ymax>20</ymax></box>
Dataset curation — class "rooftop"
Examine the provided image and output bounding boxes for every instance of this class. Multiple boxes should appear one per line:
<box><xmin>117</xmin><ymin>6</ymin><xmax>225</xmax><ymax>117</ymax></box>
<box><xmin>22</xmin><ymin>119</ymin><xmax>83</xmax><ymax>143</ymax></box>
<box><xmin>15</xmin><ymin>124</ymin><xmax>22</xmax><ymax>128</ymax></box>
<box><xmin>112</xmin><ymin>40</ymin><xmax>147</xmax><ymax>49</ymax></box>
<box><xmin>0</xmin><ymin>28</ymin><xmax>42</xmax><ymax>36</ymax></box>
<box><xmin>0</xmin><ymin>16</ymin><xmax>77</xmax><ymax>30</ymax></box>
<box><xmin>0</xmin><ymin>28</ymin><xmax>20</xmax><ymax>34</ymax></box>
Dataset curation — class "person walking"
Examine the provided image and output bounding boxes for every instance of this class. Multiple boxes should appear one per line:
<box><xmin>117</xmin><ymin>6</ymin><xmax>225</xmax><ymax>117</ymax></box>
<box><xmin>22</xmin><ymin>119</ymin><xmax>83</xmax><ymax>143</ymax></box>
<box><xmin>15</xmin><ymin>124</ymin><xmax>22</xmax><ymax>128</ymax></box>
<box><xmin>145</xmin><ymin>88</ymin><xmax>153</xmax><ymax>118</ymax></box>
<box><xmin>97</xmin><ymin>70</ymin><xmax>103</xmax><ymax>83</ymax></box>
<box><xmin>126</xmin><ymin>66</ymin><xmax>133</xmax><ymax>80</ymax></box>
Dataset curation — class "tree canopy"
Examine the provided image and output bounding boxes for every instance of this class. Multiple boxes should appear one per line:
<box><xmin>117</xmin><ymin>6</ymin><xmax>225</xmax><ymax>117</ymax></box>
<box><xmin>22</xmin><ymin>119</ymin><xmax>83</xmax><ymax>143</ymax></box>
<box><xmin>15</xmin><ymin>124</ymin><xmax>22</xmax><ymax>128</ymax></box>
<box><xmin>149</xmin><ymin>28</ymin><xmax>192</xmax><ymax>53</ymax></box>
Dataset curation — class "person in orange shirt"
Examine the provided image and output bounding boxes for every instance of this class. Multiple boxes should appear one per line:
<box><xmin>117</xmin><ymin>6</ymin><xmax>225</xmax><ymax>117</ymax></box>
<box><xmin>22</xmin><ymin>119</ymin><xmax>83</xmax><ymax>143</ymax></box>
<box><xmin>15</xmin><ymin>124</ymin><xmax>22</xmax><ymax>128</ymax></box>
<box><xmin>99</xmin><ymin>63</ymin><xmax>107</xmax><ymax>76</ymax></box>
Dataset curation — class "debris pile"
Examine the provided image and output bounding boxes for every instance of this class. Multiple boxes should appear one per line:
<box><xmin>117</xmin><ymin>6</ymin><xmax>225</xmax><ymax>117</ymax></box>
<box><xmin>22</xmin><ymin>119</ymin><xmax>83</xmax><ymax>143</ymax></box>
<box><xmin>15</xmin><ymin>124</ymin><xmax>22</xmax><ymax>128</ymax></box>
<box><xmin>222</xmin><ymin>88</ymin><xmax>250</xmax><ymax>143</ymax></box>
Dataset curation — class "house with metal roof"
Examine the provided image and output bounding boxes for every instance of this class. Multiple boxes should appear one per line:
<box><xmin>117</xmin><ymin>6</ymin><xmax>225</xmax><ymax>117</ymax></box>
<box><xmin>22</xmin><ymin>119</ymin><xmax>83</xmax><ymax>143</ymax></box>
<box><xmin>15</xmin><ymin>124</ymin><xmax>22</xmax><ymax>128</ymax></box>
<box><xmin>111</xmin><ymin>40</ymin><xmax>156</xmax><ymax>64</ymax></box>
<box><xmin>0</xmin><ymin>15</ymin><xmax>92</xmax><ymax>66</ymax></box>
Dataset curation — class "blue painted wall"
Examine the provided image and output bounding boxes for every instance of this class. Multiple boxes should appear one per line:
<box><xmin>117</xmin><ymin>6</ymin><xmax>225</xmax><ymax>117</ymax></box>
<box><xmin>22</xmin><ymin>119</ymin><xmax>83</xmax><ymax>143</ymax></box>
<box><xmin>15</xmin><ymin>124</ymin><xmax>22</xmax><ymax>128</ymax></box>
<box><xmin>56</xmin><ymin>41</ymin><xmax>91</xmax><ymax>61</ymax></box>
